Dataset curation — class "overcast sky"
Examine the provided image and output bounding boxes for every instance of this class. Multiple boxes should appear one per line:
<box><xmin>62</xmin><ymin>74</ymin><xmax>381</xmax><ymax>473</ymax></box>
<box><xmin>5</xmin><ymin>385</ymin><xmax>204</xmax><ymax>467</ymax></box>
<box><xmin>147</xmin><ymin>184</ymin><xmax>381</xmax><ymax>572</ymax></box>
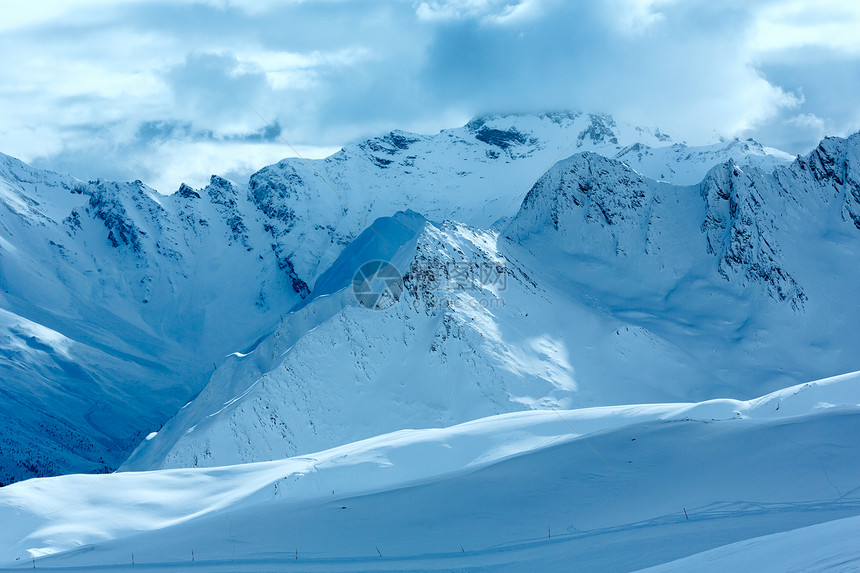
<box><xmin>1</xmin><ymin>0</ymin><xmax>859</xmax><ymax>192</ymax></box>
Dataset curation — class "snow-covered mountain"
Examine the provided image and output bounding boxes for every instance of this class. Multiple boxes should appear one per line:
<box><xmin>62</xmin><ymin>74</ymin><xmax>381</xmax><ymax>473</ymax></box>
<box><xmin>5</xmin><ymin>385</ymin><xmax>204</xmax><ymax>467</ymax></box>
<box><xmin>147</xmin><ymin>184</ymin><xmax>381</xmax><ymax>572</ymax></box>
<box><xmin>614</xmin><ymin>137</ymin><xmax>793</xmax><ymax>185</ymax></box>
<box><xmin>2</xmin><ymin>111</ymin><xmax>860</xmax><ymax>570</ymax></box>
<box><xmin>0</xmin><ymin>112</ymin><xmax>801</xmax><ymax>483</ymax></box>
<box><xmin>248</xmin><ymin>112</ymin><xmax>792</xmax><ymax>284</ymax></box>
<box><xmin>123</xmin><ymin>131</ymin><xmax>860</xmax><ymax>472</ymax></box>
<box><xmin>0</xmin><ymin>155</ymin><xmax>305</xmax><ymax>484</ymax></box>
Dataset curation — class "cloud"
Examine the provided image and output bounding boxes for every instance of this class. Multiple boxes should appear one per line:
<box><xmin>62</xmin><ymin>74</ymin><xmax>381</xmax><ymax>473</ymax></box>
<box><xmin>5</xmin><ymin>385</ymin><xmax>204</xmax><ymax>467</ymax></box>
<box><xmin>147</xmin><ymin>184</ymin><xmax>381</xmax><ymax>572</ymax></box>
<box><xmin>604</xmin><ymin>0</ymin><xmax>675</xmax><ymax>35</ymax></box>
<box><xmin>415</xmin><ymin>0</ymin><xmax>542</xmax><ymax>24</ymax></box>
<box><xmin>746</xmin><ymin>46</ymin><xmax>860</xmax><ymax>153</ymax></box>
<box><xmin>749</xmin><ymin>0</ymin><xmax>860</xmax><ymax>54</ymax></box>
<box><xmin>416</xmin><ymin>1</ymin><xmax>803</xmax><ymax>141</ymax></box>
<box><xmin>162</xmin><ymin>52</ymin><xmax>271</xmax><ymax>133</ymax></box>
<box><xmin>0</xmin><ymin>0</ymin><xmax>858</xmax><ymax>192</ymax></box>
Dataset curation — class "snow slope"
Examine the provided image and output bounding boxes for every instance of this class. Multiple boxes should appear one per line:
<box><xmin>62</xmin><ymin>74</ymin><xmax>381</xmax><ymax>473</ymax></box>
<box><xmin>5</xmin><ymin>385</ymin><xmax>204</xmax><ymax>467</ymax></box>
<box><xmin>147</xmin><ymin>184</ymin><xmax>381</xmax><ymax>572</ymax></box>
<box><xmin>2</xmin><ymin>372</ymin><xmax>859</xmax><ymax>571</ymax></box>
<box><xmin>0</xmin><ymin>154</ymin><xmax>306</xmax><ymax>483</ymax></box>
<box><xmin>507</xmin><ymin>132</ymin><xmax>860</xmax><ymax>380</ymax></box>
<box><xmin>641</xmin><ymin>514</ymin><xmax>860</xmax><ymax>572</ymax></box>
<box><xmin>122</xmin><ymin>209</ymin><xmax>713</xmax><ymax>470</ymax></box>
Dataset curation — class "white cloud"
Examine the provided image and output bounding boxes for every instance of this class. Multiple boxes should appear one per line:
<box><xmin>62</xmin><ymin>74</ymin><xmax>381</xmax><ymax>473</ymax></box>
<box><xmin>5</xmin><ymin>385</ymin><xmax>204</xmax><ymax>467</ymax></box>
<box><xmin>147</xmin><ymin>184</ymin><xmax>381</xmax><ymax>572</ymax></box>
<box><xmin>238</xmin><ymin>47</ymin><xmax>373</xmax><ymax>90</ymax></box>
<box><xmin>0</xmin><ymin>125</ymin><xmax>65</xmax><ymax>165</ymax></box>
<box><xmin>0</xmin><ymin>0</ymin><xmax>857</xmax><ymax>190</ymax></box>
<box><xmin>0</xmin><ymin>0</ymin><xmax>115</xmax><ymax>32</ymax></box>
<box><xmin>605</xmin><ymin>0</ymin><xmax>676</xmax><ymax>35</ymax></box>
<box><xmin>415</xmin><ymin>0</ymin><xmax>540</xmax><ymax>24</ymax></box>
<box><xmin>750</xmin><ymin>0</ymin><xmax>860</xmax><ymax>54</ymax></box>
<box><xmin>485</xmin><ymin>0</ymin><xmax>543</xmax><ymax>25</ymax></box>
<box><xmin>786</xmin><ymin>112</ymin><xmax>826</xmax><ymax>131</ymax></box>
<box><xmin>129</xmin><ymin>140</ymin><xmax>341</xmax><ymax>194</ymax></box>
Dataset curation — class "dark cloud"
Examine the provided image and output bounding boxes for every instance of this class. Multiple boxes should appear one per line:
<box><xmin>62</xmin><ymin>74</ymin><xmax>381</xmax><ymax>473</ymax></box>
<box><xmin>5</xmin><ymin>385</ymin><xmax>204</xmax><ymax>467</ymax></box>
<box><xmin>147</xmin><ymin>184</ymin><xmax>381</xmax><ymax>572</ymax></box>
<box><xmin>135</xmin><ymin>120</ymin><xmax>201</xmax><ymax>143</ymax></box>
<box><xmin>411</xmin><ymin>1</ymin><xmax>795</xmax><ymax>143</ymax></box>
<box><xmin>163</xmin><ymin>52</ymin><xmax>270</xmax><ymax>125</ymax></box>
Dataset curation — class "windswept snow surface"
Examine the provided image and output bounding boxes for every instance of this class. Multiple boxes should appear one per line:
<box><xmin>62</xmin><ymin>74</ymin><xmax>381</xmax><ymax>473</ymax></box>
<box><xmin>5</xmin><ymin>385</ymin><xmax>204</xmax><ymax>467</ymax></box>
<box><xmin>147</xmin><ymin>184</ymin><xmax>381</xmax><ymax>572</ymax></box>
<box><xmin>1</xmin><ymin>372</ymin><xmax>860</xmax><ymax>571</ymax></box>
<box><xmin>640</xmin><ymin>514</ymin><xmax>860</xmax><ymax>572</ymax></box>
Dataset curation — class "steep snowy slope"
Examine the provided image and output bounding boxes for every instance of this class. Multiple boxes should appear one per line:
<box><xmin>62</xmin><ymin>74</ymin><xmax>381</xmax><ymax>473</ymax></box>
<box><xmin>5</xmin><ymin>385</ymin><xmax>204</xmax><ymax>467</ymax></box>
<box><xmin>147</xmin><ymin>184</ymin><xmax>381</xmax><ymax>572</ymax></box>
<box><xmin>508</xmin><ymin>132</ymin><xmax>860</xmax><ymax>384</ymax></box>
<box><xmin>125</xmin><ymin>131</ymin><xmax>860</xmax><ymax>471</ymax></box>
<box><xmin>0</xmin><ymin>307</ymin><xmax>164</xmax><ymax>480</ymax></box>
<box><xmin>0</xmin><ymin>154</ymin><xmax>306</xmax><ymax>483</ymax></box>
<box><xmin>122</xmin><ymin>211</ymin><xmax>701</xmax><ymax>470</ymax></box>
<box><xmin>3</xmin><ymin>373</ymin><xmax>860</xmax><ymax>571</ymax></box>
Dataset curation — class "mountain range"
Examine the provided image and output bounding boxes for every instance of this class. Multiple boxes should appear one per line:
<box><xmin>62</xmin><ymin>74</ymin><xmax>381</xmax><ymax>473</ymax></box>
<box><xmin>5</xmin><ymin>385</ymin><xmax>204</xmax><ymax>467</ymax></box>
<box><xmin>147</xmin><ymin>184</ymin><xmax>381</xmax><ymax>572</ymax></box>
<box><xmin>2</xmin><ymin>111</ymin><xmax>858</xmax><ymax>481</ymax></box>
<box><xmin>1</xmin><ymin>111</ymin><xmax>859</xmax><ymax>570</ymax></box>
